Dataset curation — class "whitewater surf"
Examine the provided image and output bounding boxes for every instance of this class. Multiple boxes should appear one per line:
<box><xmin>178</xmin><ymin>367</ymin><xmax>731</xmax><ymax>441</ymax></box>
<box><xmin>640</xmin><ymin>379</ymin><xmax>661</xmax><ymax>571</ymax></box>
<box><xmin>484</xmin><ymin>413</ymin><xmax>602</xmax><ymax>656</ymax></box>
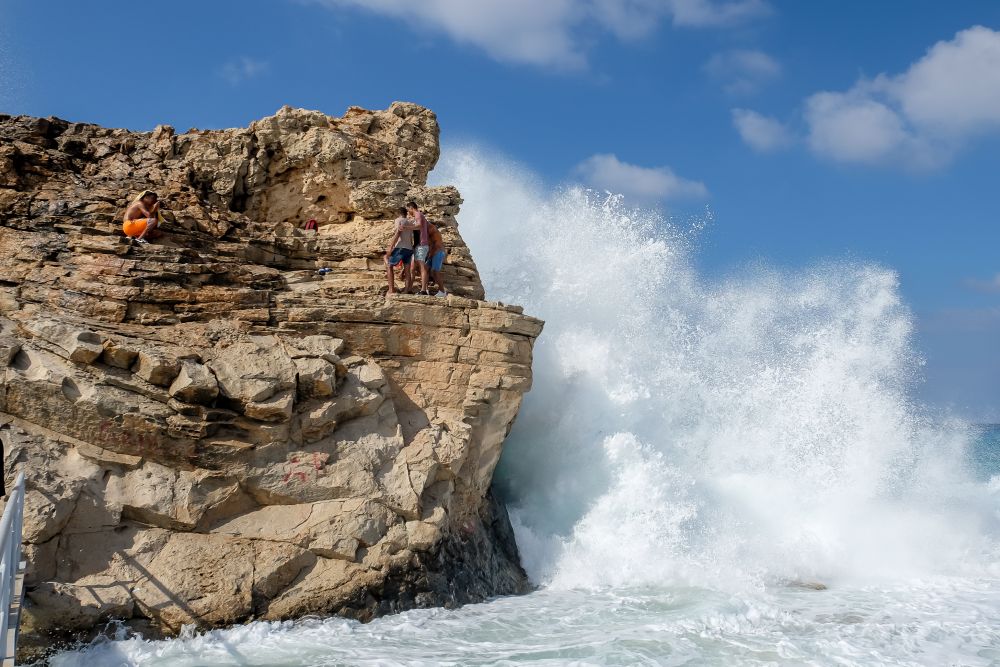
<box><xmin>51</xmin><ymin>149</ymin><xmax>1000</xmax><ymax>666</ymax></box>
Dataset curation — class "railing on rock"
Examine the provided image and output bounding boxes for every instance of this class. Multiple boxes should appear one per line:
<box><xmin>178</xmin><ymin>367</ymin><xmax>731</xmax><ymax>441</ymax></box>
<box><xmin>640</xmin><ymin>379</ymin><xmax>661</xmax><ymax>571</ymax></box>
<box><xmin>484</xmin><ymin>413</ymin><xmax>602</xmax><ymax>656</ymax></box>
<box><xmin>0</xmin><ymin>473</ymin><xmax>26</xmax><ymax>667</ymax></box>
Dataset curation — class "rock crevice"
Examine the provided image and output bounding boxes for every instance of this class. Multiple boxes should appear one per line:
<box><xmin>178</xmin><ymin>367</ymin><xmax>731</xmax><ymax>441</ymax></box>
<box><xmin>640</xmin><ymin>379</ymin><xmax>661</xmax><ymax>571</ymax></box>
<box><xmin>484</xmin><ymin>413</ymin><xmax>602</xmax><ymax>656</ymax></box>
<box><xmin>0</xmin><ymin>103</ymin><xmax>541</xmax><ymax>648</ymax></box>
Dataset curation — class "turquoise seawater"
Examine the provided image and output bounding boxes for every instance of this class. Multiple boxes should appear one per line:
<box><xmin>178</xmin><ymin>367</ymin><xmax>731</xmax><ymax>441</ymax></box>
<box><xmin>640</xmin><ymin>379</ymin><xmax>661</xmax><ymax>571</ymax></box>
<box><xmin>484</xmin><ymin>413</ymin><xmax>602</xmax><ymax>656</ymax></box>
<box><xmin>971</xmin><ymin>424</ymin><xmax>1000</xmax><ymax>480</ymax></box>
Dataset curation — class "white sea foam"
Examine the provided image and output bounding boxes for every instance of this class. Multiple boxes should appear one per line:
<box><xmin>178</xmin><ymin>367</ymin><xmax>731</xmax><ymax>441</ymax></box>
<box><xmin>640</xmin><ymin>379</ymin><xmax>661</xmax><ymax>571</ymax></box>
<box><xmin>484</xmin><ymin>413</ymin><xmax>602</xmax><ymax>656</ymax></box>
<box><xmin>50</xmin><ymin>148</ymin><xmax>1000</xmax><ymax>666</ymax></box>
<box><xmin>49</xmin><ymin>584</ymin><xmax>1000</xmax><ymax>666</ymax></box>
<box><xmin>433</xmin><ymin>147</ymin><xmax>998</xmax><ymax>593</ymax></box>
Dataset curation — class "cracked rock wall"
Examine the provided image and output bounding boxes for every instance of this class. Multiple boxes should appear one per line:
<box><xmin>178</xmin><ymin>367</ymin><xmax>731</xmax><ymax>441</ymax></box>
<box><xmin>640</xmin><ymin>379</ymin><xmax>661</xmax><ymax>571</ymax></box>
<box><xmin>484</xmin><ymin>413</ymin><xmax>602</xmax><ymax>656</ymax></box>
<box><xmin>0</xmin><ymin>102</ymin><xmax>542</xmax><ymax>648</ymax></box>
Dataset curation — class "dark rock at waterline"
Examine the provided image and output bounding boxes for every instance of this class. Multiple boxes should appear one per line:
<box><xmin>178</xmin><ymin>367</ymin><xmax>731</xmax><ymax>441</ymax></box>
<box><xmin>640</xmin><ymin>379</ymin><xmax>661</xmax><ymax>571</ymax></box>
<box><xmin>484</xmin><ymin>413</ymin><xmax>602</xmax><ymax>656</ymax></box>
<box><xmin>319</xmin><ymin>490</ymin><xmax>531</xmax><ymax>621</ymax></box>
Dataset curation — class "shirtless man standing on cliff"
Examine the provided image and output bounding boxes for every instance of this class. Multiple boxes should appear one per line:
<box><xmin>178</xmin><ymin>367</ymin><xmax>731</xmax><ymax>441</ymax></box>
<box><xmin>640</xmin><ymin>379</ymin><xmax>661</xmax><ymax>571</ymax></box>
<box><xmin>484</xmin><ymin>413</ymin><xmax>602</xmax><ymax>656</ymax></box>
<box><xmin>385</xmin><ymin>207</ymin><xmax>421</xmax><ymax>296</ymax></box>
<box><xmin>123</xmin><ymin>190</ymin><xmax>162</xmax><ymax>244</ymax></box>
<box><xmin>425</xmin><ymin>221</ymin><xmax>448</xmax><ymax>297</ymax></box>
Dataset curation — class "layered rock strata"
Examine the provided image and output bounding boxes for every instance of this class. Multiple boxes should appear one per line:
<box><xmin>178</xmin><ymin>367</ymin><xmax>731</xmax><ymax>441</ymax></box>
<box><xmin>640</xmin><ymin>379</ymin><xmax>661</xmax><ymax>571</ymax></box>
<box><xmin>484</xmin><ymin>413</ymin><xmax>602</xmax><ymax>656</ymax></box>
<box><xmin>0</xmin><ymin>103</ymin><xmax>542</xmax><ymax>647</ymax></box>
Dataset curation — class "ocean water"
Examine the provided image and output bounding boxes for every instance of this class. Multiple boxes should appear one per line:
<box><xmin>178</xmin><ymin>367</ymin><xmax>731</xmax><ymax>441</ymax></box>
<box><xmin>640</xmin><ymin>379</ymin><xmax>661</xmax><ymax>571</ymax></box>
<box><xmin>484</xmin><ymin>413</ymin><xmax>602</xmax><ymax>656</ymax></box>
<box><xmin>49</xmin><ymin>152</ymin><xmax>1000</xmax><ymax>666</ymax></box>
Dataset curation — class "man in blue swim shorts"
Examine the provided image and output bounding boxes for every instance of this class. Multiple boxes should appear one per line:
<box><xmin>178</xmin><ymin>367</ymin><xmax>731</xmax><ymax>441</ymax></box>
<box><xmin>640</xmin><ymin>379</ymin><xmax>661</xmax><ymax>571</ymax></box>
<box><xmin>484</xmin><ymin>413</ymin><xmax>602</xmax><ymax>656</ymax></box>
<box><xmin>426</xmin><ymin>221</ymin><xmax>448</xmax><ymax>297</ymax></box>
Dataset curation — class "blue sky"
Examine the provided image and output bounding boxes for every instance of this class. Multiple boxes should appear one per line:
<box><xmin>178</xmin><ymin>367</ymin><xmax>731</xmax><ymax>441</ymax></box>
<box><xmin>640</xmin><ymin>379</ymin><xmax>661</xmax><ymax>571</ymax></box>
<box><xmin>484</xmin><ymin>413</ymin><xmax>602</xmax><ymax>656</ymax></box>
<box><xmin>1</xmin><ymin>0</ymin><xmax>998</xmax><ymax>420</ymax></box>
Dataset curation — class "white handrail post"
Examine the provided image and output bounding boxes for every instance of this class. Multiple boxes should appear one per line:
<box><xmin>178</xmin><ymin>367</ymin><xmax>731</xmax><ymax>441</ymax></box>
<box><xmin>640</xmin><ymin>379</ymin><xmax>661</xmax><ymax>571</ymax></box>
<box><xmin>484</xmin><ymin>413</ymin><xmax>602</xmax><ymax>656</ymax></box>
<box><xmin>0</xmin><ymin>472</ymin><xmax>27</xmax><ymax>666</ymax></box>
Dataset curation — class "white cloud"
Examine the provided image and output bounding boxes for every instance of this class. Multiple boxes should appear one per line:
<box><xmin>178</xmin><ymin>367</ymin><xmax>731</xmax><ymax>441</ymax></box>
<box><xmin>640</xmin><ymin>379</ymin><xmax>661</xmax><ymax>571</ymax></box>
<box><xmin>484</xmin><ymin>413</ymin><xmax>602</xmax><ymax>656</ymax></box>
<box><xmin>803</xmin><ymin>92</ymin><xmax>916</xmax><ymax>164</ymax></box>
<box><xmin>731</xmin><ymin>108</ymin><xmax>793</xmax><ymax>152</ymax></box>
<box><xmin>219</xmin><ymin>57</ymin><xmax>269</xmax><ymax>85</ymax></box>
<box><xmin>889</xmin><ymin>25</ymin><xmax>1000</xmax><ymax>136</ymax></box>
<box><xmin>705</xmin><ymin>49</ymin><xmax>781</xmax><ymax>94</ymax></box>
<box><xmin>574</xmin><ymin>153</ymin><xmax>708</xmax><ymax>202</ymax></box>
<box><xmin>800</xmin><ymin>26</ymin><xmax>1000</xmax><ymax>167</ymax></box>
<box><xmin>667</xmin><ymin>0</ymin><xmax>770</xmax><ymax>26</ymax></box>
<box><xmin>313</xmin><ymin>0</ymin><xmax>770</xmax><ymax>69</ymax></box>
<box><xmin>964</xmin><ymin>273</ymin><xmax>1000</xmax><ymax>293</ymax></box>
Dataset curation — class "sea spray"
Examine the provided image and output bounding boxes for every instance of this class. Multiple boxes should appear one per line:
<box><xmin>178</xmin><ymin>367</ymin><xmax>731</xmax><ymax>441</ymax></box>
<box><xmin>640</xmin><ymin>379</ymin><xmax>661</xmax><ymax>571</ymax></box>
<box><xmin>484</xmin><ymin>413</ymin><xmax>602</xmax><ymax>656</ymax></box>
<box><xmin>50</xmin><ymin>148</ymin><xmax>1000</xmax><ymax>667</ymax></box>
<box><xmin>431</xmin><ymin>147</ymin><xmax>998</xmax><ymax>590</ymax></box>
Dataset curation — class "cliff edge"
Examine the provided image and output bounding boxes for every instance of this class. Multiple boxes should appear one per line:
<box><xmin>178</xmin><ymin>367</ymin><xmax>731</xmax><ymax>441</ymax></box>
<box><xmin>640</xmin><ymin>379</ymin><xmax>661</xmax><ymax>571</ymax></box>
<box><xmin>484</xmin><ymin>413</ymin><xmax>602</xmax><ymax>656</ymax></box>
<box><xmin>0</xmin><ymin>103</ymin><xmax>542</xmax><ymax>649</ymax></box>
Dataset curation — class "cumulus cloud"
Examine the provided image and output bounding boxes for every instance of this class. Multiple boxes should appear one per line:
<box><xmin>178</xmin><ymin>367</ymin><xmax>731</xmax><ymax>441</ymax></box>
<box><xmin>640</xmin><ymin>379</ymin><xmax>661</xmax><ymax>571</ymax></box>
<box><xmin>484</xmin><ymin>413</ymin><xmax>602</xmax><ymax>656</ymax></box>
<box><xmin>731</xmin><ymin>108</ymin><xmax>793</xmax><ymax>152</ymax></box>
<box><xmin>803</xmin><ymin>92</ymin><xmax>919</xmax><ymax>163</ymax></box>
<box><xmin>802</xmin><ymin>26</ymin><xmax>1000</xmax><ymax>167</ymax></box>
<box><xmin>705</xmin><ymin>49</ymin><xmax>781</xmax><ymax>94</ymax></box>
<box><xmin>964</xmin><ymin>273</ymin><xmax>1000</xmax><ymax>293</ymax></box>
<box><xmin>219</xmin><ymin>57</ymin><xmax>269</xmax><ymax>85</ymax></box>
<box><xmin>574</xmin><ymin>153</ymin><xmax>708</xmax><ymax>202</ymax></box>
<box><xmin>313</xmin><ymin>0</ymin><xmax>770</xmax><ymax>69</ymax></box>
<box><xmin>890</xmin><ymin>25</ymin><xmax>1000</xmax><ymax>136</ymax></box>
<box><xmin>735</xmin><ymin>27</ymin><xmax>1000</xmax><ymax>167</ymax></box>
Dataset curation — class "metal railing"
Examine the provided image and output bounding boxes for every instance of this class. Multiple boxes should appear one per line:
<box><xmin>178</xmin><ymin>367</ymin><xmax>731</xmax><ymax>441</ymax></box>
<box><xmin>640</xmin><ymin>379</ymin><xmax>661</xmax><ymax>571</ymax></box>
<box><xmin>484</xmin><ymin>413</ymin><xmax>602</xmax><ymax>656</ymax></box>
<box><xmin>0</xmin><ymin>473</ymin><xmax>26</xmax><ymax>667</ymax></box>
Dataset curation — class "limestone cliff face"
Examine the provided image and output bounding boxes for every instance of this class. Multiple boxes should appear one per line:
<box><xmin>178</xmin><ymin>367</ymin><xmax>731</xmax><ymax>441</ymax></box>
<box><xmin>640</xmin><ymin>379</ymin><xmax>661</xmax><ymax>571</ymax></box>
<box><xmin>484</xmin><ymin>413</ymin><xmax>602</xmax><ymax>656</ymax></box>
<box><xmin>0</xmin><ymin>103</ymin><xmax>542</xmax><ymax>644</ymax></box>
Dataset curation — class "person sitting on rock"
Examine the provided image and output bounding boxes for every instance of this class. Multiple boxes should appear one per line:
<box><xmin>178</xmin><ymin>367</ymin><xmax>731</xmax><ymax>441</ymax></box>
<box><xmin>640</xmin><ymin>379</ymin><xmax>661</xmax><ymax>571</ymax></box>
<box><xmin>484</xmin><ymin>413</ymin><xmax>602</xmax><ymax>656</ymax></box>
<box><xmin>123</xmin><ymin>190</ymin><xmax>164</xmax><ymax>244</ymax></box>
<box><xmin>385</xmin><ymin>207</ymin><xmax>420</xmax><ymax>296</ymax></box>
<box><xmin>426</xmin><ymin>221</ymin><xmax>448</xmax><ymax>297</ymax></box>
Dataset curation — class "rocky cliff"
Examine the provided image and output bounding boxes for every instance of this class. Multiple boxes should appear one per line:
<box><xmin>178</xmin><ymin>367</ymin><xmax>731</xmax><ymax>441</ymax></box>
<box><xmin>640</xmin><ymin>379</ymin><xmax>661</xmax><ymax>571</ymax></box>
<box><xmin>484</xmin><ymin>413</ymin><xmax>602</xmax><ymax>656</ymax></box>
<box><xmin>0</xmin><ymin>103</ymin><xmax>542</xmax><ymax>649</ymax></box>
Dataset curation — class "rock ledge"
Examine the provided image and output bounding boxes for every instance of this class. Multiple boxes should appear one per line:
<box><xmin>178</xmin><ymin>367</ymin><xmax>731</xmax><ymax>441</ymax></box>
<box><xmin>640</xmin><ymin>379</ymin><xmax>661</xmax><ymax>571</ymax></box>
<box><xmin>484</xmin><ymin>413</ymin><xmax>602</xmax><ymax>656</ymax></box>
<box><xmin>0</xmin><ymin>103</ymin><xmax>541</xmax><ymax>652</ymax></box>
